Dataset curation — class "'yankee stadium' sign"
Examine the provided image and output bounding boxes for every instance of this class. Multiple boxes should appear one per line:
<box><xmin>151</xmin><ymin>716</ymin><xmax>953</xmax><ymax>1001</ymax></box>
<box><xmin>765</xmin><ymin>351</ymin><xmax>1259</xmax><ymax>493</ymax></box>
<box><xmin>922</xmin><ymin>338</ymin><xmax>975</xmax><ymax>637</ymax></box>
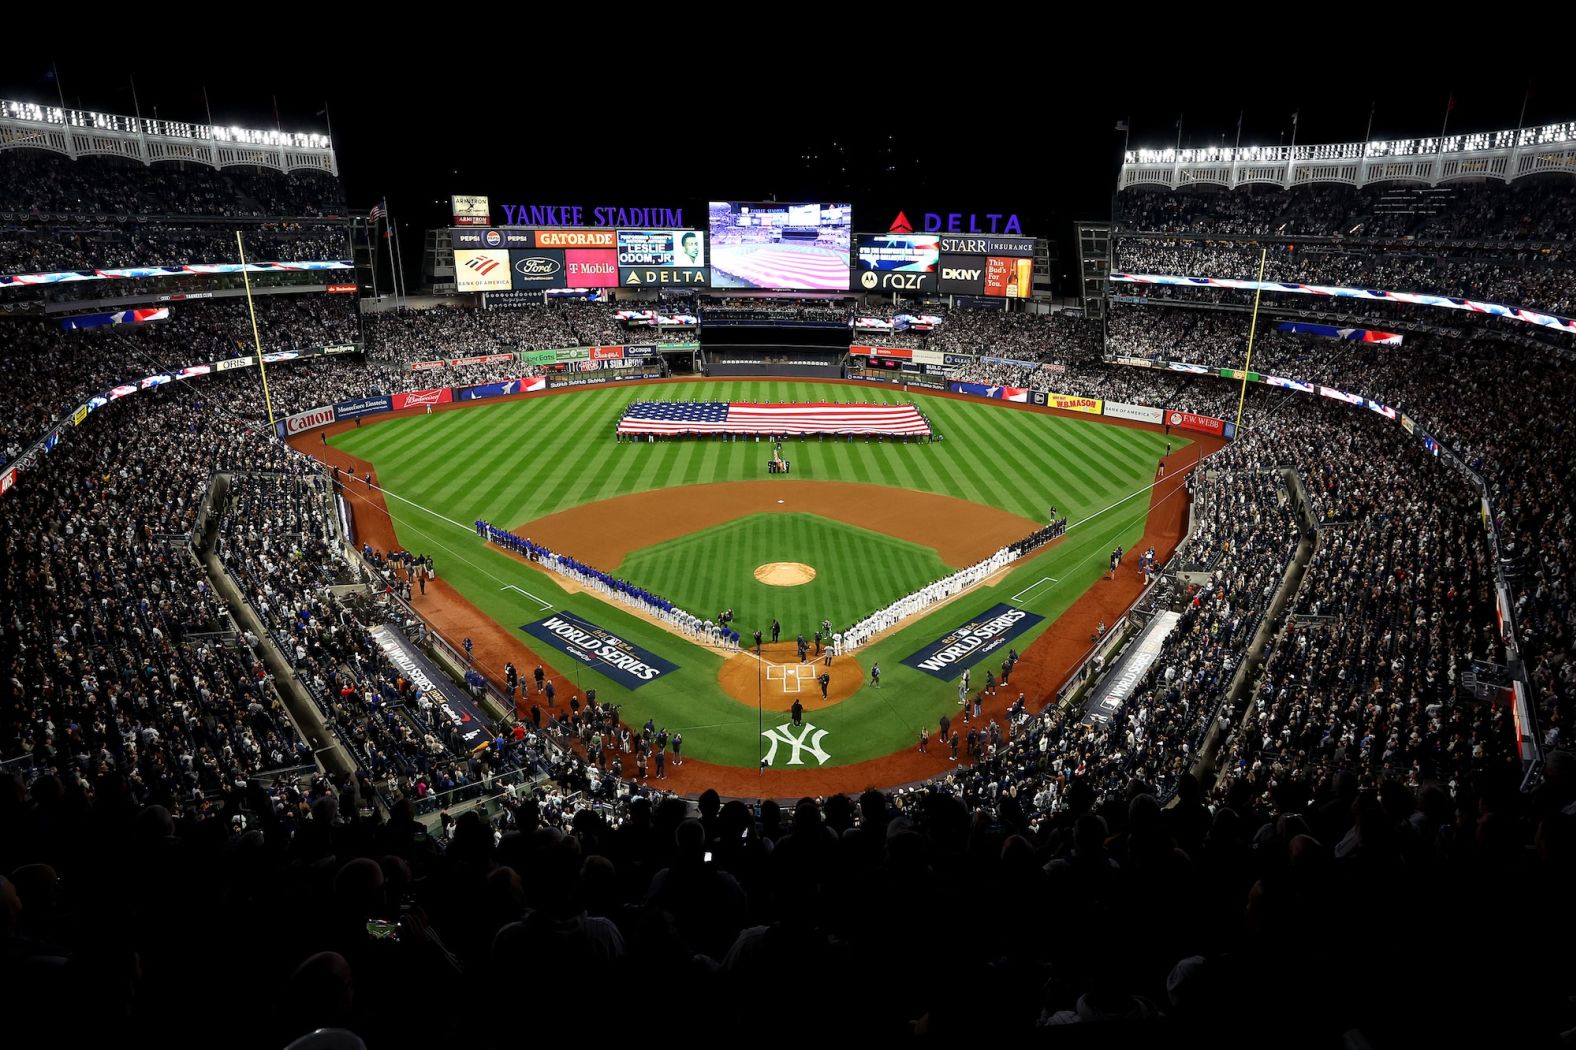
<box><xmin>521</xmin><ymin>610</ymin><xmax>678</xmax><ymax>690</ymax></box>
<box><xmin>499</xmin><ymin>204</ymin><xmax>684</xmax><ymax>227</ymax></box>
<box><xmin>901</xmin><ymin>603</ymin><xmax>1044</xmax><ymax>679</ymax></box>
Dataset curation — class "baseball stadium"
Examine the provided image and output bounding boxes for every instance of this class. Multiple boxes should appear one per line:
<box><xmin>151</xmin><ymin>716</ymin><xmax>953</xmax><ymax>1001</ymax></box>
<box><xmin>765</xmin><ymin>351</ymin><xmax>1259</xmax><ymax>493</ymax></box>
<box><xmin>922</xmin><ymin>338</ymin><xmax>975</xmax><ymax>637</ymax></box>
<box><xmin>1</xmin><ymin>50</ymin><xmax>1572</xmax><ymax>1049</ymax></box>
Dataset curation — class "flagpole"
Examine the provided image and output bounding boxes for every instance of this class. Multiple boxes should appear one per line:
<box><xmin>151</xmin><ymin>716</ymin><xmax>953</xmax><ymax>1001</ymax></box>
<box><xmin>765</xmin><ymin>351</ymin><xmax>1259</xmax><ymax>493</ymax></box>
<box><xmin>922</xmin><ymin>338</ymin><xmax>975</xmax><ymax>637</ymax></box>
<box><xmin>1364</xmin><ymin>101</ymin><xmax>1375</xmax><ymax>144</ymax></box>
<box><xmin>236</xmin><ymin>231</ymin><xmax>278</xmax><ymax>430</ymax></box>
<box><xmin>382</xmin><ymin>198</ymin><xmax>400</xmax><ymax>311</ymax></box>
<box><xmin>1175</xmin><ymin>113</ymin><xmax>1183</xmax><ymax>151</ymax></box>
<box><xmin>52</xmin><ymin>61</ymin><xmax>67</xmax><ymax>113</ymax></box>
<box><xmin>364</xmin><ymin>211</ymin><xmax>380</xmax><ymax>301</ymax></box>
<box><xmin>392</xmin><ymin>217</ymin><xmax>410</xmax><ymax>305</ymax></box>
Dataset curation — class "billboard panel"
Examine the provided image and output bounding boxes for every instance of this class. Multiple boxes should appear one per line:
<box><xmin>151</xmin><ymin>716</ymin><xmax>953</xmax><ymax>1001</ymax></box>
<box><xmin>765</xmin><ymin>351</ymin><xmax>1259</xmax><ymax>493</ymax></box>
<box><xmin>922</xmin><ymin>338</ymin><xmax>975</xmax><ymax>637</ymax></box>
<box><xmin>565</xmin><ymin>249</ymin><xmax>619</xmax><ymax>287</ymax></box>
<box><xmin>535</xmin><ymin>230</ymin><xmax>617</xmax><ymax>248</ymax></box>
<box><xmin>452</xmin><ymin>194</ymin><xmax>490</xmax><ymax>226</ymax></box>
<box><xmin>708</xmin><ymin>201</ymin><xmax>851</xmax><ymax>290</ymax></box>
<box><xmin>509</xmin><ymin>248</ymin><xmax>567</xmax><ymax>289</ymax></box>
<box><xmin>617</xmin><ymin>229</ymin><xmax>705</xmax><ymax>268</ymax></box>
<box><xmin>856</xmin><ymin>233</ymin><xmax>939</xmax><ymax>293</ymax></box>
<box><xmin>984</xmin><ymin>256</ymin><xmax>1033</xmax><ymax>299</ymax></box>
<box><xmin>455</xmin><ymin>249</ymin><xmax>511</xmax><ymax>292</ymax></box>
<box><xmin>937</xmin><ymin>234</ymin><xmax>1035</xmax><ymax>257</ymax></box>
<box><xmin>937</xmin><ymin>254</ymin><xmax>986</xmax><ymax>295</ymax></box>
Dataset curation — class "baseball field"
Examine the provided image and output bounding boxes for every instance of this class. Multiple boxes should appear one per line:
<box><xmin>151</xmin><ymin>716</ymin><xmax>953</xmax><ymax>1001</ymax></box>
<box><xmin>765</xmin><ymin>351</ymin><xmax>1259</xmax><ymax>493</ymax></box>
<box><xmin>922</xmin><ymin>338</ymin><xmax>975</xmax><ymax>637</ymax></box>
<box><xmin>312</xmin><ymin>379</ymin><xmax>1199</xmax><ymax>790</ymax></box>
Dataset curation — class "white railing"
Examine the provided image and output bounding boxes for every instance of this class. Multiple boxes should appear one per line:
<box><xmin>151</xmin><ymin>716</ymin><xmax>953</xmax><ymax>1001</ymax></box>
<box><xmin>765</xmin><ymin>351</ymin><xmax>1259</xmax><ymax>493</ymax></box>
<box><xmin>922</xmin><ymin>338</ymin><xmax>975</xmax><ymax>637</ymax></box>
<box><xmin>1121</xmin><ymin>120</ymin><xmax>1576</xmax><ymax>191</ymax></box>
<box><xmin>0</xmin><ymin>97</ymin><xmax>336</xmax><ymax>174</ymax></box>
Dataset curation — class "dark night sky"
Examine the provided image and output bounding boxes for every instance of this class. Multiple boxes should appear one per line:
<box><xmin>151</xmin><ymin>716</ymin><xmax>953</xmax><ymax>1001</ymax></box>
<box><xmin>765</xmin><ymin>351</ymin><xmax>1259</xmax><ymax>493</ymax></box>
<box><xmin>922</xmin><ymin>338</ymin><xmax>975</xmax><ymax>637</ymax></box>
<box><xmin>5</xmin><ymin>38</ymin><xmax>1571</xmax><ymax>288</ymax></box>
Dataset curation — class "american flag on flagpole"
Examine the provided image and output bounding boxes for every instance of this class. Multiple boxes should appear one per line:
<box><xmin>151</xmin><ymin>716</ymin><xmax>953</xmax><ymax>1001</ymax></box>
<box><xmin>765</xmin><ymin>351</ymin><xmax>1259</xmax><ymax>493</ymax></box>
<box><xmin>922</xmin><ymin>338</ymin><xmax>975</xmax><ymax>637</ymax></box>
<box><xmin>617</xmin><ymin>402</ymin><xmax>931</xmax><ymax>437</ymax></box>
<box><xmin>368</xmin><ymin>203</ymin><xmax>385</xmax><ymax>223</ymax></box>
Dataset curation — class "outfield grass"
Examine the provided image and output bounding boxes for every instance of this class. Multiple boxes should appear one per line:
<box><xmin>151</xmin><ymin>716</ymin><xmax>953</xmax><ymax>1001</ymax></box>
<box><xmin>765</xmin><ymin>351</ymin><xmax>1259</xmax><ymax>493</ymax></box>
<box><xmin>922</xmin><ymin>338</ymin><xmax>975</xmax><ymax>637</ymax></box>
<box><xmin>330</xmin><ymin>381</ymin><xmax>1183</xmax><ymax>767</ymax></box>
<box><xmin>617</xmin><ymin>512</ymin><xmax>954</xmax><ymax>639</ymax></box>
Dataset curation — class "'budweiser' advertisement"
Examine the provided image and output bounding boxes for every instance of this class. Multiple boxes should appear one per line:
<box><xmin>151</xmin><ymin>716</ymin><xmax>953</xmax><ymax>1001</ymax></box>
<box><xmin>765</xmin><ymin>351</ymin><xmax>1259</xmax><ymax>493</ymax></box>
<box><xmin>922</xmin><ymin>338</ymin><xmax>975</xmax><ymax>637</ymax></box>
<box><xmin>391</xmin><ymin>388</ymin><xmax>454</xmax><ymax>411</ymax></box>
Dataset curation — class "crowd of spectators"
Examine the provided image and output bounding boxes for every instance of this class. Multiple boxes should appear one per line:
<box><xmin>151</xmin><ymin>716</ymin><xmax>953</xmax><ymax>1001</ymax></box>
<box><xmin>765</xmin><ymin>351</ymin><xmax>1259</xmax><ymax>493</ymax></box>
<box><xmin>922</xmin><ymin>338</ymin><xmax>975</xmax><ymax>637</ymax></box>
<box><xmin>1106</xmin><ymin>301</ymin><xmax>1575</xmax><ymax>759</ymax></box>
<box><xmin>1117</xmin><ymin>179</ymin><xmax>1576</xmax><ymax>242</ymax></box>
<box><xmin>0</xmin><ymin>221</ymin><xmax>351</xmax><ymax>274</ymax></box>
<box><xmin>1114</xmin><ymin>235</ymin><xmax>1576</xmax><ymax>317</ymax></box>
<box><xmin>0</xmin><ymin>295</ymin><xmax>358</xmax><ymax>459</ymax></box>
<box><xmin>0</xmin><ymin>150</ymin><xmax>348</xmax><ymax>219</ymax></box>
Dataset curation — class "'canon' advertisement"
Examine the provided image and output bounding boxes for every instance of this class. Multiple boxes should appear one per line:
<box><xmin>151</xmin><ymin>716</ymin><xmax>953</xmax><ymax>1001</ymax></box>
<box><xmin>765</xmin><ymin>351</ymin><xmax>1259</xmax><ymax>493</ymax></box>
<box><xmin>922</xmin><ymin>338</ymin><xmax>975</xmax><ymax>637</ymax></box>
<box><xmin>1165</xmin><ymin>409</ymin><xmax>1225</xmax><ymax>436</ymax></box>
<box><xmin>391</xmin><ymin>388</ymin><xmax>454</xmax><ymax>411</ymax></box>
<box><xmin>280</xmin><ymin>405</ymin><xmax>335</xmax><ymax>438</ymax></box>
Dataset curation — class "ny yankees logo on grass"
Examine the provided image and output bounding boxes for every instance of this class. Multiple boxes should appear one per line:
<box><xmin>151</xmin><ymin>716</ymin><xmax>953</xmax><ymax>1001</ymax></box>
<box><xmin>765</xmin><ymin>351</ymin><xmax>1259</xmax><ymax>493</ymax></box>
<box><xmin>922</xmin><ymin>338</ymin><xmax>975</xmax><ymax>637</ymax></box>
<box><xmin>761</xmin><ymin>722</ymin><xmax>831</xmax><ymax>767</ymax></box>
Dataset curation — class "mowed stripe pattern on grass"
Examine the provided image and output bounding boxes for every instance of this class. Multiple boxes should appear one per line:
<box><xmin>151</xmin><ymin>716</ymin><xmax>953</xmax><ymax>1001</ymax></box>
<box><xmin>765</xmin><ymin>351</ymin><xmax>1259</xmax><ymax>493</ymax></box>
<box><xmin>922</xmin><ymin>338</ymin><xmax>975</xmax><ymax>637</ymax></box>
<box><xmin>328</xmin><ymin>381</ymin><xmax>1183</xmax><ymax>768</ymax></box>
<box><xmin>332</xmin><ymin>382</ymin><xmax>1179</xmax><ymax>536</ymax></box>
<box><xmin>616</xmin><ymin>512</ymin><xmax>953</xmax><ymax>639</ymax></box>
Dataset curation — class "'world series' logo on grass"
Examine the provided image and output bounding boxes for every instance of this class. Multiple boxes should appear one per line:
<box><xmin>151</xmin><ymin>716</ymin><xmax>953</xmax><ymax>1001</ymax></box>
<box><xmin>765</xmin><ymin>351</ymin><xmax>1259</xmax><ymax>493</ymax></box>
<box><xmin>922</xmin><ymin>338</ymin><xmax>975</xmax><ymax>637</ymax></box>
<box><xmin>761</xmin><ymin>723</ymin><xmax>831</xmax><ymax>767</ymax></box>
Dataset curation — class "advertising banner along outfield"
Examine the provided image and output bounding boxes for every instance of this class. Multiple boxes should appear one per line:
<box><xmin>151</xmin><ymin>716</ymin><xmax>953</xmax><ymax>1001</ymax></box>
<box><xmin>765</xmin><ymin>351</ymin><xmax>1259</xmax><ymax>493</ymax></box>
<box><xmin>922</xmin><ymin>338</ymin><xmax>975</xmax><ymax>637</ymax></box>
<box><xmin>1103</xmin><ymin>401</ymin><xmax>1164</xmax><ymax>424</ymax></box>
<box><xmin>949</xmin><ymin>382</ymin><xmax>1029</xmax><ymax>402</ymax></box>
<box><xmin>901</xmin><ymin>603</ymin><xmax>1045</xmax><ymax>679</ymax></box>
<box><xmin>521</xmin><ymin>610</ymin><xmax>678</xmax><ymax>690</ymax></box>
<box><xmin>391</xmin><ymin>388</ymin><xmax>453</xmax><ymax>411</ymax></box>
<box><xmin>457</xmin><ymin>377</ymin><xmax>548</xmax><ymax>401</ymax></box>
<box><xmin>333</xmin><ymin>396</ymin><xmax>393</xmax><ymax>422</ymax></box>
<box><xmin>1046</xmin><ymin>392</ymin><xmax>1102</xmax><ymax>415</ymax></box>
<box><xmin>1165</xmin><ymin>409</ymin><xmax>1226</xmax><ymax>436</ymax></box>
<box><xmin>370</xmin><ymin>626</ymin><xmax>493</xmax><ymax>749</ymax></box>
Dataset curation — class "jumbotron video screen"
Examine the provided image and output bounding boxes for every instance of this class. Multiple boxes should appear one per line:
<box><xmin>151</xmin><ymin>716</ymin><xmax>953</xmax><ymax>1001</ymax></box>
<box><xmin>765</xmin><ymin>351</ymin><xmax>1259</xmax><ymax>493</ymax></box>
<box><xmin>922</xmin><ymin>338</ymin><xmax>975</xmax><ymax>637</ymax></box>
<box><xmin>707</xmin><ymin>200</ymin><xmax>852</xmax><ymax>291</ymax></box>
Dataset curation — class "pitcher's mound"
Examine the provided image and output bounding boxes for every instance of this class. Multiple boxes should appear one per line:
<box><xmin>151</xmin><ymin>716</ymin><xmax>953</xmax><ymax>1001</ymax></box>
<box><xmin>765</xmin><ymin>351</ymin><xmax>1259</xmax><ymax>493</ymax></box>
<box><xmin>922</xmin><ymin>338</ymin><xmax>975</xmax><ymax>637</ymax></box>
<box><xmin>754</xmin><ymin>562</ymin><xmax>816</xmax><ymax>587</ymax></box>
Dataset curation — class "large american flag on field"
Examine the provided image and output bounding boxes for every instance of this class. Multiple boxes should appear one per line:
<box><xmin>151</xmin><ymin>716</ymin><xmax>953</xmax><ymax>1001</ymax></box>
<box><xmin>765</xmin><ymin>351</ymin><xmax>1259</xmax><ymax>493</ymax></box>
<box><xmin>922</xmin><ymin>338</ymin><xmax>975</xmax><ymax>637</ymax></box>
<box><xmin>712</xmin><ymin>244</ymin><xmax>850</xmax><ymax>291</ymax></box>
<box><xmin>617</xmin><ymin>402</ymin><xmax>931</xmax><ymax>437</ymax></box>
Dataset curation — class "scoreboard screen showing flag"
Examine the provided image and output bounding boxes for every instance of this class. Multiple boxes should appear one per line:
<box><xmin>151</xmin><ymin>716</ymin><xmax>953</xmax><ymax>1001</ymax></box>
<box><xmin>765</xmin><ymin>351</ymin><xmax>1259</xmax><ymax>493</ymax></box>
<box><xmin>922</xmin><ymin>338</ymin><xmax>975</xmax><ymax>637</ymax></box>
<box><xmin>707</xmin><ymin>201</ymin><xmax>852</xmax><ymax>291</ymax></box>
<box><xmin>617</xmin><ymin>402</ymin><xmax>931</xmax><ymax>437</ymax></box>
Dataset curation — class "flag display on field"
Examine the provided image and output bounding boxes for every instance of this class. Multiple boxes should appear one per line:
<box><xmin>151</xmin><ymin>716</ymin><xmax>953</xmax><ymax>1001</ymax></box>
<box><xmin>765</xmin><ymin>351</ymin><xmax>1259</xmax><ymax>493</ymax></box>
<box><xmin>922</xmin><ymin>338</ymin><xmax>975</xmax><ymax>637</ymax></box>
<box><xmin>616</xmin><ymin>402</ymin><xmax>931</xmax><ymax>437</ymax></box>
